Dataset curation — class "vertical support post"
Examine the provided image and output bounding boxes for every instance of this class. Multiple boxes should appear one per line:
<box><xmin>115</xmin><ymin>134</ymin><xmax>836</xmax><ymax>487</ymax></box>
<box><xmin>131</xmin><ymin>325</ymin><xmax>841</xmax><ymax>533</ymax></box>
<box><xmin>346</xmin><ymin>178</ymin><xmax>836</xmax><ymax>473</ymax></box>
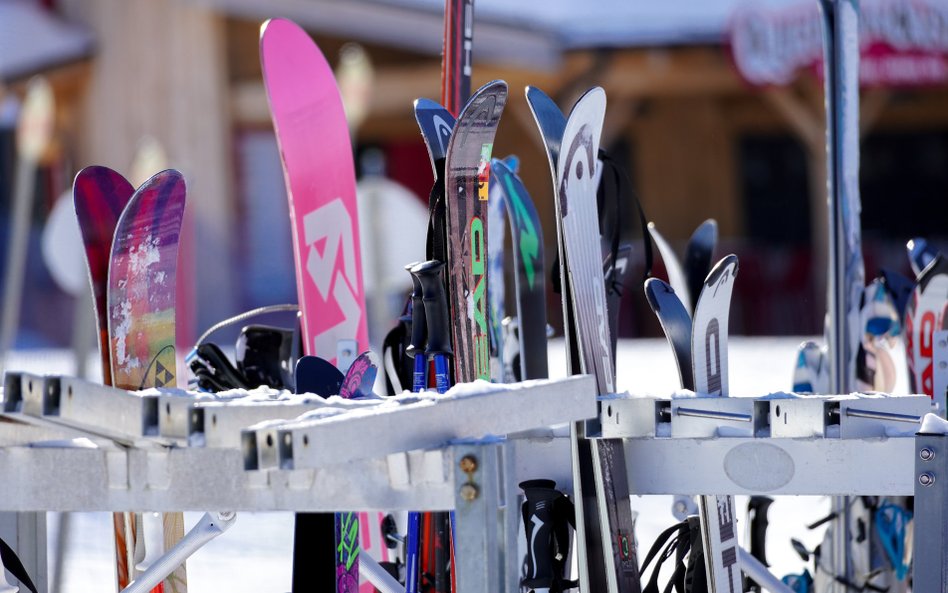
<box><xmin>452</xmin><ymin>442</ymin><xmax>503</xmax><ymax>593</ymax></box>
<box><xmin>913</xmin><ymin>422</ymin><xmax>948</xmax><ymax>591</ymax></box>
<box><xmin>503</xmin><ymin>443</ymin><xmax>521</xmax><ymax>593</ymax></box>
<box><xmin>819</xmin><ymin>1</ymin><xmax>863</xmax><ymax>589</ymax></box>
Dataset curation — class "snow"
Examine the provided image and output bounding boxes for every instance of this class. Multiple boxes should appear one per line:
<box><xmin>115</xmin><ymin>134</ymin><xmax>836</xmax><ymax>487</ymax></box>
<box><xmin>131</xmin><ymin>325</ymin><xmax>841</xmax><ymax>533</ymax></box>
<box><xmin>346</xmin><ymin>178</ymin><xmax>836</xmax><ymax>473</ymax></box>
<box><xmin>920</xmin><ymin>412</ymin><xmax>948</xmax><ymax>435</ymax></box>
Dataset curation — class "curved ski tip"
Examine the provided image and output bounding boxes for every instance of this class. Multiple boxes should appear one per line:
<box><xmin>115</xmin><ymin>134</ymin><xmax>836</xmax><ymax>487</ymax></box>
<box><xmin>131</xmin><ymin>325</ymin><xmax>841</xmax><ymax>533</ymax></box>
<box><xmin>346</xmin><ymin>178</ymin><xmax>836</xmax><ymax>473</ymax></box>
<box><xmin>413</xmin><ymin>97</ymin><xmax>443</xmax><ymax>111</ymax></box>
<box><xmin>644</xmin><ymin>277</ymin><xmax>672</xmax><ymax>306</ymax></box>
<box><xmin>693</xmin><ymin>218</ymin><xmax>719</xmax><ymax>241</ymax></box>
<box><xmin>705</xmin><ymin>253</ymin><xmax>739</xmax><ymax>285</ymax></box>
<box><xmin>570</xmin><ymin>86</ymin><xmax>606</xmax><ymax>114</ymax></box>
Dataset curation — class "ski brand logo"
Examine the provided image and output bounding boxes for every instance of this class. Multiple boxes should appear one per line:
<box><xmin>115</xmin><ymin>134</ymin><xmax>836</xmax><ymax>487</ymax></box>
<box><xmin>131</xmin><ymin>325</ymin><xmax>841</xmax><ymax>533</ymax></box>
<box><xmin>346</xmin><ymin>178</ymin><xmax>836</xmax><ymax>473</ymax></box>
<box><xmin>471</xmin><ymin>216</ymin><xmax>490</xmax><ymax>380</ymax></box>
<box><xmin>716</xmin><ymin>497</ymin><xmax>739</xmax><ymax>593</ymax></box>
<box><xmin>503</xmin><ymin>174</ymin><xmax>539</xmax><ymax>289</ymax></box>
<box><xmin>433</xmin><ymin>114</ymin><xmax>453</xmax><ymax>157</ymax></box>
<box><xmin>303</xmin><ymin>198</ymin><xmax>362</xmax><ymax>359</ymax></box>
<box><xmin>560</xmin><ymin>122</ymin><xmax>613</xmax><ymax>391</ymax></box>
<box><xmin>336</xmin><ymin>511</ymin><xmax>360</xmax><ymax>593</ymax></box>
<box><xmin>477</xmin><ymin>143</ymin><xmax>492</xmax><ymax>201</ymax></box>
<box><xmin>705</xmin><ymin>318</ymin><xmax>722</xmax><ymax>395</ymax></box>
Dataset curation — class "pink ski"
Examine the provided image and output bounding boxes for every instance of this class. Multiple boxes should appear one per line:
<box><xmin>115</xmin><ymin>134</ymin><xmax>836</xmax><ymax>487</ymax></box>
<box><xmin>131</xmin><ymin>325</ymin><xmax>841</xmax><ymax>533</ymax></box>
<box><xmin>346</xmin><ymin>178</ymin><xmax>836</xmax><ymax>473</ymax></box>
<box><xmin>260</xmin><ymin>18</ymin><xmax>381</xmax><ymax>593</ymax></box>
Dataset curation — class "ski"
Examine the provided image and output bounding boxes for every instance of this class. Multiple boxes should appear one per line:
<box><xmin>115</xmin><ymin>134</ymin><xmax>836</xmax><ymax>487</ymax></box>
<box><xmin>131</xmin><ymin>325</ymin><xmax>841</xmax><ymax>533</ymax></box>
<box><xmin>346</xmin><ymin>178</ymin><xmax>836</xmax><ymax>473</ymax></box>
<box><xmin>690</xmin><ymin>255</ymin><xmax>742</xmax><ymax>593</ymax></box>
<box><xmin>647</xmin><ymin>222</ymin><xmax>693</xmax><ymax>314</ymax></box>
<box><xmin>491</xmin><ymin>157</ymin><xmax>549</xmax><ymax>380</ymax></box>
<box><xmin>442</xmin><ymin>80</ymin><xmax>506</xmax><ymax>384</ymax></box>
<box><xmin>532</xmin><ymin>85</ymin><xmax>641</xmax><ymax>593</ymax></box>
<box><xmin>107</xmin><ymin>169</ymin><xmax>187</xmax><ymax>592</ymax></box>
<box><xmin>683</xmin><ymin>220</ymin><xmax>718</xmax><ymax>315</ymax></box>
<box><xmin>643</xmin><ymin>278</ymin><xmax>693</xmax><ymax>391</ymax></box>
<box><xmin>260</xmin><ymin>18</ymin><xmax>382</xmax><ymax>593</ymax></box>
<box><xmin>487</xmin><ymin>167</ymin><xmax>507</xmax><ymax>381</ymax></box>
<box><xmin>904</xmin><ymin>255</ymin><xmax>948</xmax><ymax>406</ymax></box>
<box><xmin>74</xmin><ymin>165</ymin><xmax>136</xmax><ymax>590</ymax></box>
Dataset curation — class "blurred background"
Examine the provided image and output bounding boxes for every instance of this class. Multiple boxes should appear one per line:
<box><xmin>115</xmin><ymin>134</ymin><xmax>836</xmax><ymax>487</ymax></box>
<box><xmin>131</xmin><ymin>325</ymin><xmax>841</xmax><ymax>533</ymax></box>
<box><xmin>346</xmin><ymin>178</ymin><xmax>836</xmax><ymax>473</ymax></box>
<box><xmin>1</xmin><ymin>0</ymin><xmax>946</xmax><ymax>357</ymax></box>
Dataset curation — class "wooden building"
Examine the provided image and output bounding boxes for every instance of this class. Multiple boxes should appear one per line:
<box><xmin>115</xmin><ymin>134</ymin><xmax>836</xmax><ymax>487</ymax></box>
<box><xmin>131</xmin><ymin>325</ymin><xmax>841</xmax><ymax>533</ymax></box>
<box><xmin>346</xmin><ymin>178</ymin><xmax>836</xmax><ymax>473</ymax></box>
<box><xmin>2</xmin><ymin>0</ymin><xmax>947</xmax><ymax>347</ymax></box>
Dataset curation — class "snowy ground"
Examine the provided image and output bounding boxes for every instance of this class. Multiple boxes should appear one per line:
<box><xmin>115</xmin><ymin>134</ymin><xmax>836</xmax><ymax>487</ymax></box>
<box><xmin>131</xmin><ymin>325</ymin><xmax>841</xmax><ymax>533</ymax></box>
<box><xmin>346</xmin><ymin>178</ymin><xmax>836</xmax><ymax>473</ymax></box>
<box><xmin>3</xmin><ymin>338</ymin><xmax>832</xmax><ymax>592</ymax></box>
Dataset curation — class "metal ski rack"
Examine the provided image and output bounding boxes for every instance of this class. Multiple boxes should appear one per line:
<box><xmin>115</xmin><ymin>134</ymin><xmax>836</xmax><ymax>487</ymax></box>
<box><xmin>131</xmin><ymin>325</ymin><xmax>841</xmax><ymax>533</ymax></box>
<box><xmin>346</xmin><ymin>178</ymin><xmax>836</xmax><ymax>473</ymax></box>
<box><xmin>2</xmin><ymin>351</ymin><xmax>948</xmax><ymax>592</ymax></box>
<box><xmin>0</xmin><ymin>372</ymin><xmax>590</xmax><ymax>593</ymax></box>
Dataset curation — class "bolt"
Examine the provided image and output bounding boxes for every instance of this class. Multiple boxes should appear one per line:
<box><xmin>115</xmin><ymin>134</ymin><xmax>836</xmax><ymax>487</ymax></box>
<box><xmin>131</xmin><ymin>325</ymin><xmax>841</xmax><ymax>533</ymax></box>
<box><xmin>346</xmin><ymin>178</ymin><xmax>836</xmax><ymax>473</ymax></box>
<box><xmin>921</xmin><ymin>447</ymin><xmax>936</xmax><ymax>462</ymax></box>
<box><xmin>919</xmin><ymin>472</ymin><xmax>936</xmax><ymax>487</ymax></box>
<box><xmin>939</xmin><ymin>361</ymin><xmax>947</xmax><ymax>370</ymax></box>
<box><xmin>939</xmin><ymin>339</ymin><xmax>947</xmax><ymax>349</ymax></box>
<box><xmin>460</xmin><ymin>483</ymin><xmax>479</xmax><ymax>501</ymax></box>
<box><xmin>459</xmin><ymin>455</ymin><xmax>478</xmax><ymax>474</ymax></box>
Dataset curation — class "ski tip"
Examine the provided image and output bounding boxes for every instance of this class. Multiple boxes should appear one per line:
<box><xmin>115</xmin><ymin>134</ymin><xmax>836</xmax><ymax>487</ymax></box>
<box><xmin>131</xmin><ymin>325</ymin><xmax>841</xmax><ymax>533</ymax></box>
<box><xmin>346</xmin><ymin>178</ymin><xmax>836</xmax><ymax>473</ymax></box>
<box><xmin>692</xmin><ymin>219</ymin><xmax>719</xmax><ymax>244</ymax></box>
<box><xmin>705</xmin><ymin>253</ymin><xmax>739</xmax><ymax>286</ymax></box>
<box><xmin>414</xmin><ymin>97</ymin><xmax>444</xmax><ymax>111</ymax></box>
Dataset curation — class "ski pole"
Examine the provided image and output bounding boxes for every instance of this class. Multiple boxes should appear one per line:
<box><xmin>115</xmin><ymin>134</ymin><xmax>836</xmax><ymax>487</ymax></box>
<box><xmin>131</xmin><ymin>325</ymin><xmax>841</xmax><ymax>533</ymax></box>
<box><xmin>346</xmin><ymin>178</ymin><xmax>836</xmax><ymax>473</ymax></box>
<box><xmin>402</xmin><ymin>260</ymin><xmax>443</xmax><ymax>593</ymax></box>
<box><xmin>122</xmin><ymin>511</ymin><xmax>236</xmax><ymax>593</ymax></box>
<box><xmin>411</xmin><ymin>260</ymin><xmax>454</xmax><ymax>592</ymax></box>
<box><xmin>406</xmin><ymin>263</ymin><xmax>428</xmax><ymax>392</ymax></box>
<box><xmin>412</xmin><ymin>260</ymin><xmax>453</xmax><ymax>393</ymax></box>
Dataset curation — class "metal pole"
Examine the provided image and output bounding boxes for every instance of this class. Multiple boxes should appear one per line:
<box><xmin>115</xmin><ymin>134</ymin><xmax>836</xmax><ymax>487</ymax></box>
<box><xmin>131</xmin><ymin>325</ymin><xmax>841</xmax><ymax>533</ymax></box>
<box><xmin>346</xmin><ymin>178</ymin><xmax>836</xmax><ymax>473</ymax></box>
<box><xmin>913</xmin><ymin>419</ymin><xmax>948</xmax><ymax>591</ymax></box>
<box><xmin>819</xmin><ymin>1</ymin><xmax>863</xmax><ymax>590</ymax></box>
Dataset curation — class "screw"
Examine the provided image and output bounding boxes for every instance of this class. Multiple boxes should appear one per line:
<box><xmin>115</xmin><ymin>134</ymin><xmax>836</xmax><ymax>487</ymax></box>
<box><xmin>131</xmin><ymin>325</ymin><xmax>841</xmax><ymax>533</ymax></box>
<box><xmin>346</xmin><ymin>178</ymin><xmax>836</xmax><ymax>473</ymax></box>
<box><xmin>459</xmin><ymin>455</ymin><xmax>478</xmax><ymax>474</ymax></box>
<box><xmin>919</xmin><ymin>472</ymin><xmax>936</xmax><ymax>487</ymax></box>
<box><xmin>921</xmin><ymin>447</ymin><xmax>936</xmax><ymax>462</ymax></box>
<box><xmin>940</xmin><ymin>361</ymin><xmax>947</xmax><ymax>370</ymax></box>
<box><xmin>460</xmin><ymin>483</ymin><xmax>479</xmax><ymax>501</ymax></box>
<box><xmin>939</xmin><ymin>339</ymin><xmax>947</xmax><ymax>349</ymax></box>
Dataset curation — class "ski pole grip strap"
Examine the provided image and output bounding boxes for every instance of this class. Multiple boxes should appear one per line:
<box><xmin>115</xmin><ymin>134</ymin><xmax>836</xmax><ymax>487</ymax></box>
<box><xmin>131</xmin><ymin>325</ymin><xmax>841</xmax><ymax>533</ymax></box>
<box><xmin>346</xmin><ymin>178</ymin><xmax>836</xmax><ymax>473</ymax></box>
<box><xmin>411</xmin><ymin>260</ymin><xmax>453</xmax><ymax>356</ymax></box>
<box><xmin>405</xmin><ymin>263</ymin><xmax>427</xmax><ymax>359</ymax></box>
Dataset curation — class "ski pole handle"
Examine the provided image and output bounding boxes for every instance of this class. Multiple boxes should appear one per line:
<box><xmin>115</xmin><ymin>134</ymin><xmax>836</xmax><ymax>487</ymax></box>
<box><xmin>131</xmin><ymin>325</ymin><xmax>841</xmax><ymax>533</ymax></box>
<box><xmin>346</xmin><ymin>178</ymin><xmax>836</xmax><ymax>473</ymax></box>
<box><xmin>520</xmin><ymin>479</ymin><xmax>560</xmax><ymax>592</ymax></box>
<box><xmin>412</xmin><ymin>260</ymin><xmax>453</xmax><ymax>392</ymax></box>
<box><xmin>406</xmin><ymin>262</ymin><xmax>428</xmax><ymax>392</ymax></box>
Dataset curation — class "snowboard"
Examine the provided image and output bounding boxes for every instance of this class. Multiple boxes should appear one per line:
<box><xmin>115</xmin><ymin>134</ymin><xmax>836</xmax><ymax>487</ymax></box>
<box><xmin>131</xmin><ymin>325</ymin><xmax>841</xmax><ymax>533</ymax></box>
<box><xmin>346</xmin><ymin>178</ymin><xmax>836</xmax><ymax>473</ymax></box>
<box><xmin>74</xmin><ymin>165</ymin><xmax>136</xmax><ymax>589</ymax></box>
<box><xmin>260</xmin><ymin>17</ymin><xmax>382</xmax><ymax>593</ymax></box>
<box><xmin>107</xmin><ymin>169</ymin><xmax>187</xmax><ymax>592</ymax></box>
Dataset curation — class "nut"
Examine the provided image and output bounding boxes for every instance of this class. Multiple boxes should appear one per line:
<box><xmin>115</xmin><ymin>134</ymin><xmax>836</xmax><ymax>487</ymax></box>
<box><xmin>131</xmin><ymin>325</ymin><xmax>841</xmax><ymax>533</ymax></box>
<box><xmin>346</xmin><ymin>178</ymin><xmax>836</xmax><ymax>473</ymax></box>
<box><xmin>919</xmin><ymin>471</ymin><xmax>936</xmax><ymax>487</ymax></box>
<box><xmin>459</xmin><ymin>455</ymin><xmax>478</xmax><ymax>474</ymax></box>
<box><xmin>460</xmin><ymin>483</ymin><xmax>479</xmax><ymax>501</ymax></box>
<box><xmin>920</xmin><ymin>447</ymin><xmax>936</xmax><ymax>462</ymax></box>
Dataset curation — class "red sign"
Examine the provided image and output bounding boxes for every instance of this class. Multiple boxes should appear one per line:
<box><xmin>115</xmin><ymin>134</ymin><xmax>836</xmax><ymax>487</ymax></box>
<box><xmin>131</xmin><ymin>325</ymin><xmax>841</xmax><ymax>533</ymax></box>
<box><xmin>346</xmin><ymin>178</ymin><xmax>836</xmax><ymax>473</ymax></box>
<box><xmin>729</xmin><ymin>0</ymin><xmax>948</xmax><ymax>87</ymax></box>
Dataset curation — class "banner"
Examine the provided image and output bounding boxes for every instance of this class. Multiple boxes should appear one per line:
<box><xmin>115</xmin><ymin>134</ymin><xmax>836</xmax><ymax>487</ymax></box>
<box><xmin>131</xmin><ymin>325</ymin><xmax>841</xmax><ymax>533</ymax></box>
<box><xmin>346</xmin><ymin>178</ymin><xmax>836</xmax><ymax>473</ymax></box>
<box><xmin>730</xmin><ymin>0</ymin><xmax>948</xmax><ymax>86</ymax></box>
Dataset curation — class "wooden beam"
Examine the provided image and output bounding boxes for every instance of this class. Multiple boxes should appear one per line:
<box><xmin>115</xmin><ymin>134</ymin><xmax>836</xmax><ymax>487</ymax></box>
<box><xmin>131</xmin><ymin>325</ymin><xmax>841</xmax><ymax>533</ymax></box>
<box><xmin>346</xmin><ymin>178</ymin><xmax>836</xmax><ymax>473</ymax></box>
<box><xmin>762</xmin><ymin>87</ymin><xmax>823</xmax><ymax>152</ymax></box>
<box><xmin>599</xmin><ymin>47</ymin><xmax>744</xmax><ymax>99</ymax></box>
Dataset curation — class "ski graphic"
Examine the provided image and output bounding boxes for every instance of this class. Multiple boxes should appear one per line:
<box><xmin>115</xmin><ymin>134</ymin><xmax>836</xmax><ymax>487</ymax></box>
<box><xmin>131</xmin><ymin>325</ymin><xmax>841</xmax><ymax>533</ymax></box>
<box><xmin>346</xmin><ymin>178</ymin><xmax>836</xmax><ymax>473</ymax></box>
<box><xmin>691</xmin><ymin>255</ymin><xmax>742</xmax><ymax>593</ymax></box>
<box><xmin>442</xmin><ymin>80</ymin><xmax>506</xmax><ymax>383</ymax></box>
<box><xmin>107</xmin><ymin>169</ymin><xmax>187</xmax><ymax>592</ymax></box>
<box><xmin>260</xmin><ymin>18</ymin><xmax>378</xmax><ymax>593</ymax></box>
<box><xmin>491</xmin><ymin>157</ymin><xmax>549</xmax><ymax>380</ymax></box>
<box><xmin>904</xmin><ymin>256</ymin><xmax>948</xmax><ymax>408</ymax></box>
<box><xmin>553</xmin><ymin>87</ymin><xmax>641</xmax><ymax>593</ymax></box>
<box><xmin>74</xmin><ymin>165</ymin><xmax>135</xmax><ymax>589</ymax></box>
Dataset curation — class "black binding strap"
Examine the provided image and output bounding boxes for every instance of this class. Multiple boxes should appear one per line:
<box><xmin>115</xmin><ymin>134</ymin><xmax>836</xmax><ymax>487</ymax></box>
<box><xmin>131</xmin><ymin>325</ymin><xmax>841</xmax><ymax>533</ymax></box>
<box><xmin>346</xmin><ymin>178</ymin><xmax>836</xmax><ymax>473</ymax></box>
<box><xmin>597</xmin><ymin>148</ymin><xmax>653</xmax><ymax>283</ymax></box>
